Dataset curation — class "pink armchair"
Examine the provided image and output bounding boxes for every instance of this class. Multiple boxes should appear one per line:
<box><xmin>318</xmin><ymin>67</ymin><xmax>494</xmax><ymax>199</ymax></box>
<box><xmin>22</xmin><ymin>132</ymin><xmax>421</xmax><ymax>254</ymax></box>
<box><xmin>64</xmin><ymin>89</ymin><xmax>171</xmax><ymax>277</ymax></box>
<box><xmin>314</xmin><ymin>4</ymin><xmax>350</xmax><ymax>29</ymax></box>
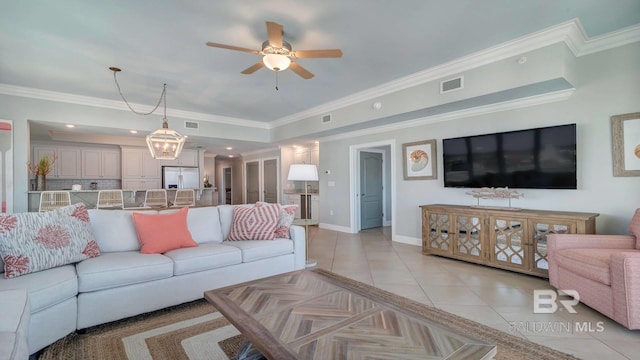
<box><xmin>547</xmin><ymin>209</ymin><xmax>640</xmax><ymax>330</ymax></box>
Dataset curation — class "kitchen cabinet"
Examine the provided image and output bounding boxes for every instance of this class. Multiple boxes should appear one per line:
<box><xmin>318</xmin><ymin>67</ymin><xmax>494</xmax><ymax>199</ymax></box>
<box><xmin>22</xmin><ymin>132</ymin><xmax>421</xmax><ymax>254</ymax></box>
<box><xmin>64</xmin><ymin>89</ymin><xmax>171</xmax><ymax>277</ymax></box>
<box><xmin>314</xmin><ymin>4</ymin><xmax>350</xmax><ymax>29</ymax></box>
<box><xmin>293</xmin><ymin>147</ymin><xmax>319</xmax><ymax>168</ymax></box>
<box><xmin>32</xmin><ymin>145</ymin><xmax>81</xmax><ymax>179</ymax></box>
<box><xmin>121</xmin><ymin>147</ymin><xmax>161</xmax><ymax>189</ymax></box>
<box><xmin>161</xmin><ymin>149</ymin><xmax>197</xmax><ymax>167</ymax></box>
<box><xmin>82</xmin><ymin>149</ymin><xmax>121</xmax><ymax>179</ymax></box>
<box><xmin>122</xmin><ymin>179</ymin><xmax>161</xmax><ymax>190</ymax></box>
<box><xmin>121</xmin><ymin>148</ymin><xmax>161</xmax><ymax>179</ymax></box>
<box><xmin>420</xmin><ymin>204</ymin><xmax>598</xmax><ymax>278</ymax></box>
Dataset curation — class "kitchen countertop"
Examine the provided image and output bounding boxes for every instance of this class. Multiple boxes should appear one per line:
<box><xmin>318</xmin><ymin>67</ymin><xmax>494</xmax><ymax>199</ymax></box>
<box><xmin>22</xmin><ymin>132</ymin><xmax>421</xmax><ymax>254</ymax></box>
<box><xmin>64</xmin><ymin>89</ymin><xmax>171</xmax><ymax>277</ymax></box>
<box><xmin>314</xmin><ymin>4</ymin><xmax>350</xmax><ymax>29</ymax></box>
<box><xmin>283</xmin><ymin>191</ymin><xmax>319</xmax><ymax>195</ymax></box>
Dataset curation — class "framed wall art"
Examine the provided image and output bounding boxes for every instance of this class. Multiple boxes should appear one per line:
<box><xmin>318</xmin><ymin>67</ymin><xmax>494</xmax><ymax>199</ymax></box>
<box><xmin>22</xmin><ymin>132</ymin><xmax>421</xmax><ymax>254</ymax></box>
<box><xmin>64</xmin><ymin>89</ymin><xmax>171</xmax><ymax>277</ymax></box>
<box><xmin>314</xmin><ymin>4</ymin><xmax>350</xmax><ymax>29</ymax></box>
<box><xmin>402</xmin><ymin>139</ymin><xmax>437</xmax><ymax>180</ymax></box>
<box><xmin>611</xmin><ymin>112</ymin><xmax>640</xmax><ymax>177</ymax></box>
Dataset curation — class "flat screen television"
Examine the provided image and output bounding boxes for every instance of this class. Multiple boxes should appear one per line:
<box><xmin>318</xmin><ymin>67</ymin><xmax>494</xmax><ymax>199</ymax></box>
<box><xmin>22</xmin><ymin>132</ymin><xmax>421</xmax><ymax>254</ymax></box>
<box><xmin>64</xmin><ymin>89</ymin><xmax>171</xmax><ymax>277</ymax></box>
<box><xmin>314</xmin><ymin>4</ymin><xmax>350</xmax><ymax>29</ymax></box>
<box><xmin>442</xmin><ymin>124</ymin><xmax>577</xmax><ymax>189</ymax></box>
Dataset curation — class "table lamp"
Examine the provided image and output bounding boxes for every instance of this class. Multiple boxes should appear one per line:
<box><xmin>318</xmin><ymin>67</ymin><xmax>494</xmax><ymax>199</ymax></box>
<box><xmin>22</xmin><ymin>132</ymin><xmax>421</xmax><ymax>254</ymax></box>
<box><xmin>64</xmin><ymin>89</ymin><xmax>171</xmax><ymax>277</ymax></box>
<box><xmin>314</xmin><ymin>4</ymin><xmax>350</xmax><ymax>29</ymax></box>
<box><xmin>287</xmin><ymin>163</ymin><xmax>318</xmax><ymax>268</ymax></box>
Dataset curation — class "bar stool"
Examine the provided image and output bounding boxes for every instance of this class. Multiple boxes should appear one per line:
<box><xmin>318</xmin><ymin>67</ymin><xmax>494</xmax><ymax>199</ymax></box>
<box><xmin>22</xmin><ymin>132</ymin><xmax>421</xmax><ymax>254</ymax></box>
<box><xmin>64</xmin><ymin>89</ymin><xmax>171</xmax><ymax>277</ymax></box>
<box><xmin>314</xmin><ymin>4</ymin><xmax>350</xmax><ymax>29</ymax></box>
<box><xmin>96</xmin><ymin>190</ymin><xmax>124</xmax><ymax>209</ymax></box>
<box><xmin>143</xmin><ymin>189</ymin><xmax>168</xmax><ymax>208</ymax></box>
<box><xmin>38</xmin><ymin>191</ymin><xmax>71</xmax><ymax>212</ymax></box>
<box><xmin>172</xmin><ymin>189</ymin><xmax>195</xmax><ymax>207</ymax></box>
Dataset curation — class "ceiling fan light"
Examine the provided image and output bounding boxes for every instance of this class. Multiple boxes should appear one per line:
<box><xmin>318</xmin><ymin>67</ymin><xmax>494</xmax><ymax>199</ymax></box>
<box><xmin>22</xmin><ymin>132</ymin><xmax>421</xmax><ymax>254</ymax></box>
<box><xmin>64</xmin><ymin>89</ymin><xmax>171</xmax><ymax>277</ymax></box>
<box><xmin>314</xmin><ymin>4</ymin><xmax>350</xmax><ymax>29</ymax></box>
<box><xmin>263</xmin><ymin>54</ymin><xmax>291</xmax><ymax>71</ymax></box>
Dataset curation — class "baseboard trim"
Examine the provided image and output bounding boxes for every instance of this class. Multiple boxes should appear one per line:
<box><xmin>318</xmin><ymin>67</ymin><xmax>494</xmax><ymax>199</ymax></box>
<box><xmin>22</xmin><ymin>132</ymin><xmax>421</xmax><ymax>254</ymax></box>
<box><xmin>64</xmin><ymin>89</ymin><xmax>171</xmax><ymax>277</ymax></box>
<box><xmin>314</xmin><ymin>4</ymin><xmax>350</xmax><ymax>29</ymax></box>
<box><xmin>318</xmin><ymin>223</ymin><xmax>354</xmax><ymax>234</ymax></box>
<box><xmin>392</xmin><ymin>234</ymin><xmax>421</xmax><ymax>246</ymax></box>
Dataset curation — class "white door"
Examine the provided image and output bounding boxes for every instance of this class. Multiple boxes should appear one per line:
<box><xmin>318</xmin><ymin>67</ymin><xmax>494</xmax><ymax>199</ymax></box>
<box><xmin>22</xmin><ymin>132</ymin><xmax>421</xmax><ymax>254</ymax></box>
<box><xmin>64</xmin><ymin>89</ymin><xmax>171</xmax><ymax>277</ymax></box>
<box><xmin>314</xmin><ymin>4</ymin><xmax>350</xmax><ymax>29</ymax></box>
<box><xmin>245</xmin><ymin>161</ymin><xmax>260</xmax><ymax>203</ymax></box>
<box><xmin>263</xmin><ymin>158</ymin><xmax>278</xmax><ymax>203</ymax></box>
<box><xmin>360</xmin><ymin>151</ymin><xmax>383</xmax><ymax>229</ymax></box>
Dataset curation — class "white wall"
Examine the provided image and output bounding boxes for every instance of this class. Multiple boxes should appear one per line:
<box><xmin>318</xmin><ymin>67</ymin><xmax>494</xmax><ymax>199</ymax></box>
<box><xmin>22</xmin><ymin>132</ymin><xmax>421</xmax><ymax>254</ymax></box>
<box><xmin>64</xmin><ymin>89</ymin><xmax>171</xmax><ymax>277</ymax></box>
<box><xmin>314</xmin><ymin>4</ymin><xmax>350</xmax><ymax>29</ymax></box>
<box><xmin>318</xmin><ymin>42</ymin><xmax>640</xmax><ymax>241</ymax></box>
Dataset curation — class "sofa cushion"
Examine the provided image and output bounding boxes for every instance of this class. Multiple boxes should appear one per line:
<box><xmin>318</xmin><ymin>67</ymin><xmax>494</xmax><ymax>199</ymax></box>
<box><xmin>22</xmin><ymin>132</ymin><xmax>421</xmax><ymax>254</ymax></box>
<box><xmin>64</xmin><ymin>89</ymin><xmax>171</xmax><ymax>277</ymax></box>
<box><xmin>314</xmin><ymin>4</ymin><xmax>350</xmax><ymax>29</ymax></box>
<box><xmin>132</xmin><ymin>208</ymin><xmax>197</xmax><ymax>254</ymax></box>
<box><xmin>88</xmin><ymin>209</ymin><xmax>158</xmax><ymax>252</ymax></box>
<box><xmin>227</xmin><ymin>204</ymin><xmax>280</xmax><ymax>241</ymax></box>
<box><xmin>0</xmin><ymin>289</ymin><xmax>30</xmax><ymax>360</ymax></box>
<box><xmin>76</xmin><ymin>252</ymin><xmax>173</xmax><ymax>292</ymax></box>
<box><xmin>556</xmin><ymin>248</ymin><xmax>640</xmax><ymax>285</ymax></box>
<box><xmin>0</xmin><ymin>264</ymin><xmax>77</xmax><ymax>313</ymax></box>
<box><xmin>224</xmin><ymin>239</ymin><xmax>294</xmax><ymax>262</ymax></box>
<box><xmin>0</xmin><ymin>204</ymin><xmax>100</xmax><ymax>278</ymax></box>
<box><xmin>159</xmin><ymin>206</ymin><xmax>223</xmax><ymax>244</ymax></box>
<box><xmin>164</xmin><ymin>243</ymin><xmax>242</xmax><ymax>275</ymax></box>
<box><xmin>628</xmin><ymin>208</ymin><xmax>640</xmax><ymax>249</ymax></box>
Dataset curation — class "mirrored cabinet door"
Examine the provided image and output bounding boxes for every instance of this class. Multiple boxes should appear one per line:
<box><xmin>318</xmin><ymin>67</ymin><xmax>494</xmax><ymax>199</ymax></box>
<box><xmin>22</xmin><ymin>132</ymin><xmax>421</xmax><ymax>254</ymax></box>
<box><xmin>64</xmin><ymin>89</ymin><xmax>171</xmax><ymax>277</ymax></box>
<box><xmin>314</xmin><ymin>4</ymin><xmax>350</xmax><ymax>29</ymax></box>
<box><xmin>454</xmin><ymin>215</ymin><xmax>483</xmax><ymax>260</ymax></box>
<box><xmin>530</xmin><ymin>220</ymin><xmax>576</xmax><ymax>275</ymax></box>
<box><xmin>423</xmin><ymin>212</ymin><xmax>452</xmax><ymax>255</ymax></box>
<box><xmin>490</xmin><ymin>216</ymin><xmax>529</xmax><ymax>271</ymax></box>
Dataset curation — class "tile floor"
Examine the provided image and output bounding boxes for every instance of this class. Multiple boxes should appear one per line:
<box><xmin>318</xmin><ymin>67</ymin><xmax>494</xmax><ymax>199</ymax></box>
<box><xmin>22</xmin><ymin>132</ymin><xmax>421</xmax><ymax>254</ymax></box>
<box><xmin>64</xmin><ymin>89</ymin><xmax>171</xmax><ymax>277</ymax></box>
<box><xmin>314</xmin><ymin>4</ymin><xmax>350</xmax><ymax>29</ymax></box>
<box><xmin>307</xmin><ymin>226</ymin><xmax>640</xmax><ymax>360</ymax></box>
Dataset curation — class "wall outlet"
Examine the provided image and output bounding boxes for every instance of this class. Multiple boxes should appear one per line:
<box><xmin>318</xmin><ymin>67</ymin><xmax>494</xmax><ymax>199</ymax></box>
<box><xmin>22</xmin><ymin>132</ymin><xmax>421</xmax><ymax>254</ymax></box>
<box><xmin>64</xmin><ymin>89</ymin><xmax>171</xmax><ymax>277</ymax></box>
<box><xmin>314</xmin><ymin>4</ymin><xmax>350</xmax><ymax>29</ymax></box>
<box><xmin>330</xmin><ymin>210</ymin><xmax>334</xmax><ymax>215</ymax></box>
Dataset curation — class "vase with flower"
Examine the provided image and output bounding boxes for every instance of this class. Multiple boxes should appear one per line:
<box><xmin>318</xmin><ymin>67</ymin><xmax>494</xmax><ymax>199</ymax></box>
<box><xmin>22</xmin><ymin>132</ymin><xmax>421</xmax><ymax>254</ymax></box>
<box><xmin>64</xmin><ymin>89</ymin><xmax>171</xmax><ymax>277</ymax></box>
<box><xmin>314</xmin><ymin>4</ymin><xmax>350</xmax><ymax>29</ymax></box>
<box><xmin>28</xmin><ymin>154</ymin><xmax>56</xmax><ymax>191</ymax></box>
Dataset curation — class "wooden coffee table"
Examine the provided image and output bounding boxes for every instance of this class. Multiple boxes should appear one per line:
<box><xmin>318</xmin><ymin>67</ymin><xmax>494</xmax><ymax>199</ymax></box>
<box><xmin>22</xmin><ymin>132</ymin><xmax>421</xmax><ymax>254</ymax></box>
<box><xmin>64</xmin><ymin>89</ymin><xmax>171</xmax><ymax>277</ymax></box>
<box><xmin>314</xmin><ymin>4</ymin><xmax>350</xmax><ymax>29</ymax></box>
<box><xmin>204</xmin><ymin>269</ymin><xmax>496</xmax><ymax>360</ymax></box>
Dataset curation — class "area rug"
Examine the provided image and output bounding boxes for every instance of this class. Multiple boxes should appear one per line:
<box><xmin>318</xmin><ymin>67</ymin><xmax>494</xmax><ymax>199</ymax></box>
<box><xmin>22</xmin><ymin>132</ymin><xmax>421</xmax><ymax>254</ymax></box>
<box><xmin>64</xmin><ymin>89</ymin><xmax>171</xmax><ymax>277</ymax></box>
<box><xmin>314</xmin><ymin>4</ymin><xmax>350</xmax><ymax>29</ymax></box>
<box><xmin>39</xmin><ymin>269</ymin><xmax>579</xmax><ymax>360</ymax></box>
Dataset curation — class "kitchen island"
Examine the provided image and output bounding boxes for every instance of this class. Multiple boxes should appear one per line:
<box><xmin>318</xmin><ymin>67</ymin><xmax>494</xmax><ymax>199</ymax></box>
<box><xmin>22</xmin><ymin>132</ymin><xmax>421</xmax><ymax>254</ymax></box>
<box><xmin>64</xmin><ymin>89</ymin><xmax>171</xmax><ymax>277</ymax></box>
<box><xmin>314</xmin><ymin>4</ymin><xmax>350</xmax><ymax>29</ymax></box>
<box><xmin>27</xmin><ymin>188</ymin><xmax>217</xmax><ymax>211</ymax></box>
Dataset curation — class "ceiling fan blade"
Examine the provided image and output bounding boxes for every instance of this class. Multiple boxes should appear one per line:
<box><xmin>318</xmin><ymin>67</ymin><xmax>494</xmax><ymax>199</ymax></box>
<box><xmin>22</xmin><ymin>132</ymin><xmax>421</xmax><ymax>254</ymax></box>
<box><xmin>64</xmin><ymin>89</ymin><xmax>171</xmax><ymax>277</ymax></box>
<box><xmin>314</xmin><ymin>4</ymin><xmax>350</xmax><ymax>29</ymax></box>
<box><xmin>206</xmin><ymin>42</ymin><xmax>260</xmax><ymax>54</ymax></box>
<box><xmin>292</xmin><ymin>49</ymin><xmax>343</xmax><ymax>58</ymax></box>
<box><xmin>241</xmin><ymin>62</ymin><xmax>265</xmax><ymax>74</ymax></box>
<box><xmin>289</xmin><ymin>61</ymin><xmax>314</xmax><ymax>79</ymax></box>
<box><xmin>266</xmin><ymin>21</ymin><xmax>283</xmax><ymax>48</ymax></box>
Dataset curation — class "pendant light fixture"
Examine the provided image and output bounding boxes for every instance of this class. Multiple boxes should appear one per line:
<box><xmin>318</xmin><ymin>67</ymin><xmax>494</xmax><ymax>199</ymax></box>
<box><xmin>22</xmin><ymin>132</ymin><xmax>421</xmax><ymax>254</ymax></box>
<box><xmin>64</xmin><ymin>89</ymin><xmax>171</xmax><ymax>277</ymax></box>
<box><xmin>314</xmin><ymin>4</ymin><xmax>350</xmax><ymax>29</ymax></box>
<box><xmin>109</xmin><ymin>67</ymin><xmax>185</xmax><ymax>160</ymax></box>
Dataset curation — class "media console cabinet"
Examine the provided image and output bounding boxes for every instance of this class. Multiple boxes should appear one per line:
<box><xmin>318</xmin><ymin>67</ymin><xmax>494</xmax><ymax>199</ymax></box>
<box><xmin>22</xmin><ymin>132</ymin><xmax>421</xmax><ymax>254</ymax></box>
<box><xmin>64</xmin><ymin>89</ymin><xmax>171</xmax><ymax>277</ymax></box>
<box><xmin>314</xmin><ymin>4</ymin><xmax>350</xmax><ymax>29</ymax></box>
<box><xmin>420</xmin><ymin>204</ymin><xmax>599</xmax><ymax>278</ymax></box>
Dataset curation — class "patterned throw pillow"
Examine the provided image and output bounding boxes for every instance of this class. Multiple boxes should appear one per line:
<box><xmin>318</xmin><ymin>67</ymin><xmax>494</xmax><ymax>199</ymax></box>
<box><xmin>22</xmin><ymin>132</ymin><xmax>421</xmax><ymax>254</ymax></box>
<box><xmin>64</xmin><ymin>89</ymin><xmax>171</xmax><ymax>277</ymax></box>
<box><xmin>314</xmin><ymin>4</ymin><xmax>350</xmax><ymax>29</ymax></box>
<box><xmin>274</xmin><ymin>204</ymin><xmax>298</xmax><ymax>239</ymax></box>
<box><xmin>227</xmin><ymin>203</ymin><xmax>280</xmax><ymax>241</ymax></box>
<box><xmin>0</xmin><ymin>203</ymin><xmax>101</xmax><ymax>278</ymax></box>
<box><xmin>255</xmin><ymin>202</ymin><xmax>299</xmax><ymax>239</ymax></box>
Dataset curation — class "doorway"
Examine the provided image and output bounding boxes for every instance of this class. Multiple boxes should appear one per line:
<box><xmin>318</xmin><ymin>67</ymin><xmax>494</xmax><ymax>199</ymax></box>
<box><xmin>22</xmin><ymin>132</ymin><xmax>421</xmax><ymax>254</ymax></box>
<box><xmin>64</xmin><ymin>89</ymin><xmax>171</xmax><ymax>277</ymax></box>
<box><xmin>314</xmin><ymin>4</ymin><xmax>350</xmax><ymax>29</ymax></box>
<box><xmin>263</xmin><ymin>158</ymin><xmax>278</xmax><ymax>203</ymax></box>
<box><xmin>244</xmin><ymin>157</ymin><xmax>280</xmax><ymax>204</ymax></box>
<box><xmin>222</xmin><ymin>167</ymin><xmax>232</xmax><ymax>205</ymax></box>
<box><xmin>360</xmin><ymin>151</ymin><xmax>383</xmax><ymax>229</ymax></box>
<box><xmin>245</xmin><ymin>161</ymin><xmax>260</xmax><ymax>203</ymax></box>
<box><xmin>349</xmin><ymin>140</ymin><xmax>395</xmax><ymax>234</ymax></box>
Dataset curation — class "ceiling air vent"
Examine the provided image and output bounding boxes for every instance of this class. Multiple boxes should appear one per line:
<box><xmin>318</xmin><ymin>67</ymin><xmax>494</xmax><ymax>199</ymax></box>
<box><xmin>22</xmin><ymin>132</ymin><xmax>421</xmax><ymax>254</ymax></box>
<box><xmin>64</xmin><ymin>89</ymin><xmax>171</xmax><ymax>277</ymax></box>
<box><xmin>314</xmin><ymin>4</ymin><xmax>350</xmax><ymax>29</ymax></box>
<box><xmin>440</xmin><ymin>76</ymin><xmax>464</xmax><ymax>94</ymax></box>
<box><xmin>184</xmin><ymin>121</ymin><xmax>199</xmax><ymax>129</ymax></box>
<box><xmin>321</xmin><ymin>114</ymin><xmax>332</xmax><ymax>124</ymax></box>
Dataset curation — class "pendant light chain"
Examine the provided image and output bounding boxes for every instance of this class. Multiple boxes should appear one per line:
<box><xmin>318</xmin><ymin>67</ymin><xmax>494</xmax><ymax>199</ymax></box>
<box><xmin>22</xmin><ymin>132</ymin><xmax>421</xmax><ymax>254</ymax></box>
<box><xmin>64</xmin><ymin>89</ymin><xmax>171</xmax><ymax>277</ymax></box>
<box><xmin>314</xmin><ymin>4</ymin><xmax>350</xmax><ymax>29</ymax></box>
<box><xmin>112</xmin><ymin>71</ymin><xmax>166</xmax><ymax>116</ymax></box>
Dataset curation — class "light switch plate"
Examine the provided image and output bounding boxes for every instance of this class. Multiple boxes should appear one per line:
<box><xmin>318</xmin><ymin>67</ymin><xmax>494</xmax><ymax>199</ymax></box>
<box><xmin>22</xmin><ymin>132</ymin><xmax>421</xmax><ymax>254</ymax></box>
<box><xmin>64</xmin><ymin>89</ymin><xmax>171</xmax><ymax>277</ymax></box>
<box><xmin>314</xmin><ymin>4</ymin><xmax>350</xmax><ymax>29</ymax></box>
<box><xmin>328</xmin><ymin>181</ymin><xmax>336</xmax><ymax>187</ymax></box>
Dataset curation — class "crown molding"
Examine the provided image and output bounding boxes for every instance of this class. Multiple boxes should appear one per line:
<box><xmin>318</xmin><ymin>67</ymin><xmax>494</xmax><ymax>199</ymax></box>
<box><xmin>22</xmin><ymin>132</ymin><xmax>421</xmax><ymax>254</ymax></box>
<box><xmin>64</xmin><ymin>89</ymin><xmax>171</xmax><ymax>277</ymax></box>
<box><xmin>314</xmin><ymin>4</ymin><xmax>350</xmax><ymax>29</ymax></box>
<box><xmin>240</xmin><ymin>146</ymin><xmax>280</xmax><ymax>157</ymax></box>
<box><xmin>271</xmin><ymin>19</ymin><xmax>639</xmax><ymax>128</ymax></box>
<box><xmin>318</xmin><ymin>88</ymin><xmax>575</xmax><ymax>143</ymax></box>
<box><xmin>576</xmin><ymin>23</ymin><xmax>640</xmax><ymax>56</ymax></box>
<box><xmin>0</xmin><ymin>84</ymin><xmax>269</xmax><ymax>129</ymax></box>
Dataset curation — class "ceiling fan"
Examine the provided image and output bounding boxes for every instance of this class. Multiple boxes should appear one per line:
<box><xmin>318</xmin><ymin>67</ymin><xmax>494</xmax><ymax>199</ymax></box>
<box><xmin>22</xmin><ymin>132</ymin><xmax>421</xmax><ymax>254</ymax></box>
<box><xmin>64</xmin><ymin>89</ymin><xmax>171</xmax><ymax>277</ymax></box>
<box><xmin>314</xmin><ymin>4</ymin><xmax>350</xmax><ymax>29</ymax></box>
<box><xmin>206</xmin><ymin>21</ymin><xmax>342</xmax><ymax>79</ymax></box>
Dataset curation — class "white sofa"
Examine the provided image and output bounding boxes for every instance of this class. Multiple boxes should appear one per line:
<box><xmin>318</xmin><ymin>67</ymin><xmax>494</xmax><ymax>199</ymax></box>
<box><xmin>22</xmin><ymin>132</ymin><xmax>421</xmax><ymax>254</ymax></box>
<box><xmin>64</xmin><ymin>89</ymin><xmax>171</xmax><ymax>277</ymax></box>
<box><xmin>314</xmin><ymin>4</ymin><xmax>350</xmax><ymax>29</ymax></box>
<box><xmin>0</xmin><ymin>205</ymin><xmax>306</xmax><ymax>357</ymax></box>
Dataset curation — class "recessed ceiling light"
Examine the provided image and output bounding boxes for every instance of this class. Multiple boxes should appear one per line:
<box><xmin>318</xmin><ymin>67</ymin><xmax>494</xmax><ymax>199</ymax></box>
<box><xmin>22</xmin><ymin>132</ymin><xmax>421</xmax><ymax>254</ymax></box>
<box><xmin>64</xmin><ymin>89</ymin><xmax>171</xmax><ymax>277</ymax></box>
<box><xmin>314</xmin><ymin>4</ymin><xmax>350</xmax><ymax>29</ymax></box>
<box><xmin>226</xmin><ymin>147</ymin><xmax>232</xmax><ymax>150</ymax></box>
<box><xmin>65</xmin><ymin>124</ymin><xmax>75</xmax><ymax>128</ymax></box>
<box><xmin>130</xmin><ymin>130</ymin><xmax>138</xmax><ymax>134</ymax></box>
<box><xmin>229</xmin><ymin>155</ymin><xmax>234</xmax><ymax>158</ymax></box>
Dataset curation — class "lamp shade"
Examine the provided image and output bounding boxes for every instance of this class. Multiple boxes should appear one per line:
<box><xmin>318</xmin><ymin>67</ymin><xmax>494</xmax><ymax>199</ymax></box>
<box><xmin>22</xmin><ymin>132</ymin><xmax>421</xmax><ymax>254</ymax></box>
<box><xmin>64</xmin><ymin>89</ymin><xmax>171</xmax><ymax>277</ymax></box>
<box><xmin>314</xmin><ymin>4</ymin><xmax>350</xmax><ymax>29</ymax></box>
<box><xmin>263</xmin><ymin>54</ymin><xmax>291</xmax><ymax>71</ymax></box>
<box><xmin>288</xmin><ymin>164</ymin><xmax>318</xmax><ymax>181</ymax></box>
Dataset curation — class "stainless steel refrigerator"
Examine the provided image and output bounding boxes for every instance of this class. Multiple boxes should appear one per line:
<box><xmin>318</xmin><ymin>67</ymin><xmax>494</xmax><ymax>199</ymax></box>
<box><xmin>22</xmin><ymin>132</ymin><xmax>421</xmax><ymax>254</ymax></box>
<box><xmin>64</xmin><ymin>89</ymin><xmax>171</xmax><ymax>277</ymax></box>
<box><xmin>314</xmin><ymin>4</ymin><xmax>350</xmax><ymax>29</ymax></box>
<box><xmin>162</xmin><ymin>166</ymin><xmax>200</xmax><ymax>189</ymax></box>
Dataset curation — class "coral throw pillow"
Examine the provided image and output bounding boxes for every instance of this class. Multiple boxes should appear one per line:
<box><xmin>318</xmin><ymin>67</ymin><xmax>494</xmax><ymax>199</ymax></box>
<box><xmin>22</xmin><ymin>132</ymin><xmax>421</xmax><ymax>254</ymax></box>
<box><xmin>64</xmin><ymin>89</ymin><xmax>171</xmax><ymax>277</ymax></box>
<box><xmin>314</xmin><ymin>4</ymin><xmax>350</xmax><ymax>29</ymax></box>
<box><xmin>132</xmin><ymin>207</ymin><xmax>197</xmax><ymax>254</ymax></box>
<box><xmin>0</xmin><ymin>203</ymin><xmax>101</xmax><ymax>278</ymax></box>
<box><xmin>275</xmin><ymin>204</ymin><xmax>298</xmax><ymax>239</ymax></box>
<box><xmin>227</xmin><ymin>204</ymin><xmax>280</xmax><ymax>241</ymax></box>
